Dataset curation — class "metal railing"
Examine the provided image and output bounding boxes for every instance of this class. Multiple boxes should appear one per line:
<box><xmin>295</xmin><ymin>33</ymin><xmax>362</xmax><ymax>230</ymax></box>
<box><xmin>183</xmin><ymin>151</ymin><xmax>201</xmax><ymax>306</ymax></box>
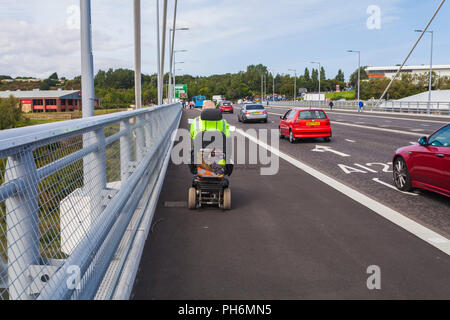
<box><xmin>269</xmin><ymin>100</ymin><xmax>450</xmax><ymax>115</ymax></box>
<box><xmin>0</xmin><ymin>103</ymin><xmax>182</xmax><ymax>300</ymax></box>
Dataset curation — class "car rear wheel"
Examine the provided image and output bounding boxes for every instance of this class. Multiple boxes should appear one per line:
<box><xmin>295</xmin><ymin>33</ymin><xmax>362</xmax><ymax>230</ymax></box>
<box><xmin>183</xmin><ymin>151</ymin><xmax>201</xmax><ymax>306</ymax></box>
<box><xmin>324</xmin><ymin>137</ymin><xmax>331</xmax><ymax>142</ymax></box>
<box><xmin>289</xmin><ymin>130</ymin><xmax>296</xmax><ymax>143</ymax></box>
<box><xmin>393</xmin><ymin>157</ymin><xmax>413</xmax><ymax>191</ymax></box>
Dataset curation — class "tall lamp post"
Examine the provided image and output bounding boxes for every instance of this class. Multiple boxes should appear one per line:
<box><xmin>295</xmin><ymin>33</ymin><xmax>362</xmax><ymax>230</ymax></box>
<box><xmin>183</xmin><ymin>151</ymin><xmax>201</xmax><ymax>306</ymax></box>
<box><xmin>172</xmin><ymin>61</ymin><xmax>184</xmax><ymax>100</ymax></box>
<box><xmin>310</xmin><ymin>62</ymin><xmax>321</xmax><ymax>103</ymax></box>
<box><xmin>346</xmin><ymin>50</ymin><xmax>360</xmax><ymax>105</ymax></box>
<box><xmin>415</xmin><ymin>29</ymin><xmax>433</xmax><ymax>114</ymax></box>
<box><xmin>288</xmin><ymin>68</ymin><xmax>297</xmax><ymax>101</ymax></box>
<box><xmin>168</xmin><ymin>27</ymin><xmax>189</xmax><ymax>102</ymax></box>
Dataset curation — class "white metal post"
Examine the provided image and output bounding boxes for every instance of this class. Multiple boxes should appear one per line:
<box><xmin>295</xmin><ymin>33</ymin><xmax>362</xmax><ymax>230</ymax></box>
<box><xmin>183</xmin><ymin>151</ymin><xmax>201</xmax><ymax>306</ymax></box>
<box><xmin>80</xmin><ymin>0</ymin><xmax>94</xmax><ymax>117</ymax></box>
<box><xmin>133</xmin><ymin>0</ymin><xmax>142</xmax><ymax>109</ymax></box>
<box><xmin>156</xmin><ymin>0</ymin><xmax>161</xmax><ymax>105</ymax></box>
<box><xmin>428</xmin><ymin>31</ymin><xmax>433</xmax><ymax>114</ymax></box>
<box><xmin>160</xmin><ymin>0</ymin><xmax>168</xmax><ymax>102</ymax></box>
<box><xmin>5</xmin><ymin>151</ymin><xmax>40</xmax><ymax>300</ymax></box>
<box><xmin>168</xmin><ymin>0</ymin><xmax>178</xmax><ymax>103</ymax></box>
<box><xmin>120</xmin><ymin>120</ymin><xmax>132</xmax><ymax>182</ymax></box>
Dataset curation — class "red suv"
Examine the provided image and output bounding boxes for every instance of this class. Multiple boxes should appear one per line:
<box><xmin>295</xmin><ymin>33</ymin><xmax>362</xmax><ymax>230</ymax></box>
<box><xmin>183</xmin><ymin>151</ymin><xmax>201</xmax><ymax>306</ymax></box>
<box><xmin>279</xmin><ymin>108</ymin><xmax>332</xmax><ymax>143</ymax></box>
<box><xmin>393</xmin><ymin>124</ymin><xmax>450</xmax><ymax>197</ymax></box>
<box><xmin>219</xmin><ymin>101</ymin><xmax>233</xmax><ymax>113</ymax></box>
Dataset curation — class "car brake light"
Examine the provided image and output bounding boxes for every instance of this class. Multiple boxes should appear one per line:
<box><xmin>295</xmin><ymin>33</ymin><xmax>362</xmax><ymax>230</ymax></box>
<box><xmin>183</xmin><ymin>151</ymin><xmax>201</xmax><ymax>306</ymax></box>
<box><xmin>245</xmin><ymin>112</ymin><xmax>251</xmax><ymax>115</ymax></box>
<box><xmin>262</xmin><ymin>110</ymin><xmax>267</xmax><ymax>114</ymax></box>
<box><xmin>325</xmin><ymin>119</ymin><xmax>330</xmax><ymax>126</ymax></box>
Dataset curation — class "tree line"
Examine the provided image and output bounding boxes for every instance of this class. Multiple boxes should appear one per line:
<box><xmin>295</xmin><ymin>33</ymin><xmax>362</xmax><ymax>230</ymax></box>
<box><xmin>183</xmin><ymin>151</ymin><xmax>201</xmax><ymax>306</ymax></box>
<box><xmin>2</xmin><ymin>65</ymin><xmax>450</xmax><ymax>109</ymax></box>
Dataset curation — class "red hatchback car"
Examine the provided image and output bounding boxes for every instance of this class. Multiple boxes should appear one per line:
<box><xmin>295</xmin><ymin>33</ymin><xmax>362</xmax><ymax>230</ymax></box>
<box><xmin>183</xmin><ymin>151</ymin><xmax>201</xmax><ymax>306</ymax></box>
<box><xmin>393</xmin><ymin>124</ymin><xmax>450</xmax><ymax>197</ymax></box>
<box><xmin>219</xmin><ymin>101</ymin><xmax>233</xmax><ymax>113</ymax></box>
<box><xmin>279</xmin><ymin>108</ymin><xmax>332</xmax><ymax>143</ymax></box>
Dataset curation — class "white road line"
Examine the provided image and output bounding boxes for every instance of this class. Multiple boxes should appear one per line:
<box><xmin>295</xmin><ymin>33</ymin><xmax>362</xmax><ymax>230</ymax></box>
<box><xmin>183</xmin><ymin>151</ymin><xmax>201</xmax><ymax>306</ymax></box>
<box><xmin>345</xmin><ymin>139</ymin><xmax>356</xmax><ymax>143</ymax></box>
<box><xmin>332</xmin><ymin>121</ymin><xmax>425</xmax><ymax>137</ymax></box>
<box><xmin>372</xmin><ymin>178</ymin><xmax>418</xmax><ymax>196</ymax></box>
<box><xmin>326</xmin><ymin>111</ymin><xmax>449</xmax><ymax>124</ymax></box>
<box><xmin>409</xmin><ymin>141</ymin><xmax>417</xmax><ymax>145</ymax></box>
<box><xmin>236</xmin><ymin>128</ymin><xmax>450</xmax><ymax>255</ymax></box>
<box><xmin>311</xmin><ymin>145</ymin><xmax>350</xmax><ymax>157</ymax></box>
<box><xmin>259</xmin><ymin>111</ymin><xmax>427</xmax><ymax>137</ymax></box>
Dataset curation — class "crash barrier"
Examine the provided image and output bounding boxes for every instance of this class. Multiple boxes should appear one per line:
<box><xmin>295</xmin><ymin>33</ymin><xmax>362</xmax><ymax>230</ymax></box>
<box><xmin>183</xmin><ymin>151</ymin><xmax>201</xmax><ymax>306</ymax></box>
<box><xmin>269</xmin><ymin>100</ymin><xmax>450</xmax><ymax>115</ymax></box>
<box><xmin>0</xmin><ymin>103</ymin><xmax>182</xmax><ymax>300</ymax></box>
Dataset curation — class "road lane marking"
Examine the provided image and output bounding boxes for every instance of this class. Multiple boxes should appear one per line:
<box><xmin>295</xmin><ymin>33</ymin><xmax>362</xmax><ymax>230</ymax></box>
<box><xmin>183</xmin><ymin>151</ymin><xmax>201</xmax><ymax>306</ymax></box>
<box><xmin>322</xmin><ymin>110</ymin><xmax>450</xmax><ymax>124</ymax></box>
<box><xmin>332</xmin><ymin>121</ymin><xmax>425</xmax><ymax>137</ymax></box>
<box><xmin>345</xmin><ymin>139</ymin><xmax>356</xmax><ymax>143</ymax></box>
<box><xmin>354</xmin><ymin>163</ymin><xmax>377</xmax><ymax>173</ymax></box>
<box><xmin>235</xmin><ymin>128</ymin><xmax>450</xmax><ymax>255</ymax></box>
<box><xmin>312</xmin><ymin>145</ymin><xmax>350</xmax><ymax>157</ymax></box>
<box><xmin>372</xmin><ymin>178</ymin><xmax>418</xmax><ymax>196</ymax></box>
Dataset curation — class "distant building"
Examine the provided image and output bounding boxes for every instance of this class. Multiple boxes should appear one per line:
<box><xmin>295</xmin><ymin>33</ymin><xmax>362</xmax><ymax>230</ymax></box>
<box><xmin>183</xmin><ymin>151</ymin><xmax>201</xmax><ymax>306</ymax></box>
<box><xmin>0</xmin><ymin>89</ymin><xmax>100</xmax><ymax>113</ymax></box>
<box><xmin>365</xmin><ymin>64</ymin><xmax>450</xmax><ymax>80</ymax></box>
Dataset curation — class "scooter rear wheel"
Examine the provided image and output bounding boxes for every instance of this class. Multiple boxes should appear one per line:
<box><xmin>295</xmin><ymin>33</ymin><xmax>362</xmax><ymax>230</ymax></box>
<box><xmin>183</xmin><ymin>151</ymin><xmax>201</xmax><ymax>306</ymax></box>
<box><xmin>223</xmin><ymin>188</ymin><xmax>231</xmax><ymax>210</ymax></box>
<box><xmin>188</xmin><ymin>187</ymin><xmax>197</xmax><ymax>209</ymax></box>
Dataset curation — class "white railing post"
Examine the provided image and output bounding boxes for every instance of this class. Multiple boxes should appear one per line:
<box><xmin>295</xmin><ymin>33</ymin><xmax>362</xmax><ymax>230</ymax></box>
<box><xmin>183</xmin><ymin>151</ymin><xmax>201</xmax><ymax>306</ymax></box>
<box><xmin>84</xmin><ymin>129</ymin><xmax>107</xmax><ymax>217</ymax></box>
<box><xmin>5</xmin><ymin>149</ymin><xmax>40</xmax><ymax>300</ymax></box>
<box><xmin>135</xmin><ymin>115</ymin><xmax>146</xmax><ymax>162</ymax></box>
<box><xmin>120</xmin><ymin>119</ymin><xmax>132</xmax><ymax>183</ymax></box>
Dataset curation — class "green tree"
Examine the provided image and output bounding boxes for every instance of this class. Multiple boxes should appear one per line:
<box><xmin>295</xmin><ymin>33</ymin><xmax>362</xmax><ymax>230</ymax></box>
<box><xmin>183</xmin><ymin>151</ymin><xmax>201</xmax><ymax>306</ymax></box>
<box><xmin>0</xmin><ymin>96</ymin><xmax>22</xmax><ymax>130</ymax></box>
<box><xmin>320</xmin><ymin>67</ymin><xmax>326</xmax><ymax>81</ymax></box>
<box><xmin>350</xmin><ymin>67</ymin><xmax>368</xmax><ymax>87</ymax></box>
<box><xmin>335</xmin><ymin>69</ymin><xmax>345</xmax><ymax>82</ymax></box>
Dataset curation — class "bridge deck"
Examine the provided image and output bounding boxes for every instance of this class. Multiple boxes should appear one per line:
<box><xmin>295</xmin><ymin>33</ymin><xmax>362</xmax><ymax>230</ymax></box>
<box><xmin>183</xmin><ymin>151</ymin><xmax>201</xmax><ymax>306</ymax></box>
<box><xmin>131</xmin><ymin>109</ymin><xmax>450</xmax><ymax>299</ymax></box>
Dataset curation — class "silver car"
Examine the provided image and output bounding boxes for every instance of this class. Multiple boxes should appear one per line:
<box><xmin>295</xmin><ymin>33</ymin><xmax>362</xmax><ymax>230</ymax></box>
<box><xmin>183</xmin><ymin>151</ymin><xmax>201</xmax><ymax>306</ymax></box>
<box><xmin>238</xmin><ymin>104</ymin><xmax>268</xmax><ymax>123</ymax></box>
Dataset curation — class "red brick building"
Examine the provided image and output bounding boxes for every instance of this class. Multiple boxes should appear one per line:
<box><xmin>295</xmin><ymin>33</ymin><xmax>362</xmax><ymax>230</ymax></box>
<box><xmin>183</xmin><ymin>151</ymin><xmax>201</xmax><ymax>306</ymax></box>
<box><xmin>0</xmin><ymin>89</ymin><xmax>100</xmax><ymax>113</ymax></box>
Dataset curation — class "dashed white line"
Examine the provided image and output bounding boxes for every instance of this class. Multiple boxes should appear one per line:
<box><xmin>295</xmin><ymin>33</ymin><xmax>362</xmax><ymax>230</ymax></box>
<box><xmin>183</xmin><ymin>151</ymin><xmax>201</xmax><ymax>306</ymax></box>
<box><xmin>345</xmin><ymin>139</ymin><xmax>356</xmax><ymax>143</ymax></box>
<box><xmin>332</xmin><ymin>121</ymin><xmax>424</xmax><ymax>137</ymax></box>
<box><xmin>236</xmin><ymin>128</ymin><xmax>450</xmax><ymax>255</ymax></box>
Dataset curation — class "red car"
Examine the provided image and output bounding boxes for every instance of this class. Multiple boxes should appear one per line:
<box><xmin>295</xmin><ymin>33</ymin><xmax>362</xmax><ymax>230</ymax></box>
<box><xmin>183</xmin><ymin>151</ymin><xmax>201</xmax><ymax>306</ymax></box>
<box><xmin>279</xmin><ymin>108</ymin><xmax>332</xmax><ymax>143</ymax></box>
<box><xmin>219</xmin><ymin>101</ymin><xmax>234</xmax><ymax>113</ymax></box>
<box><xmin>393</xmin><ymin>124</ymin><xmax>450</xmax><ymax>197</ymax></box>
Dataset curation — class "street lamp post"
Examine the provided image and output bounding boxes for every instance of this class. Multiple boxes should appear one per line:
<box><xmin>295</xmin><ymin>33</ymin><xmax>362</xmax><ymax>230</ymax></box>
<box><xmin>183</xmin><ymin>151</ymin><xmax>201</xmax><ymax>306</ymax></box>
<box><xmin>288</xmin><ymin>69</ymin><xmax>297</xmax><ymax>101</ymax></box>
<box><xmin>415</xmin><ymin>29</ymin><xmax>433</xmax><ymax>114</ymax></box>
<box><xmin>168</xmin><ymin>27</ymin><xmax>189</xmax><ymax>102</ymax></box>
<box><xmin>346</xmin><ymin>51</ymin><xmax>360</xmax><ymax>106</ymax></box>
<box><xmin>310</xmin><ymin>62</ymin><xmax>321</xmax><ymax>104</ymax></box>
<box><xmin>173</xmin><ymin>61</ymin><xmax>184</xmax><ymax>100</ymax></box>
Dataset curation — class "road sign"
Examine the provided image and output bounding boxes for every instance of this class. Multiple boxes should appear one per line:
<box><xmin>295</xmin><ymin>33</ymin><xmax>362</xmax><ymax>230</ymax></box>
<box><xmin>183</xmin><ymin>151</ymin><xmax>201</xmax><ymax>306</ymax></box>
<box><xmin>174</xmin><ymin>84</ymin><xmax>187</xmax><ymax>99</ymax></box>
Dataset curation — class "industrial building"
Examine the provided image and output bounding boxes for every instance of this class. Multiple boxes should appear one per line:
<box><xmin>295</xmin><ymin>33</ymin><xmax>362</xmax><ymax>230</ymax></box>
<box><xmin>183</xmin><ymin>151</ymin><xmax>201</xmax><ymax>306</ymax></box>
<box><xmin>0</xmin><ymin>89</ymin><xmax>99</xmax><ymax>112</ymax></box>
<box><xmin>365</xmin><ymin>64</ymin><xmax>450</xmax><ymax>80</ymax></box>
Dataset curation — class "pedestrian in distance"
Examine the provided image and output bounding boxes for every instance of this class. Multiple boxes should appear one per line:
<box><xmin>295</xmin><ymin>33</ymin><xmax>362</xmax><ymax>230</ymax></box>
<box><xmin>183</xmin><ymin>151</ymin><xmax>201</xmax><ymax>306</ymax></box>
<box><xmin>329</xmin><ymin>100</ymin><xmax>334</xmax><ymax>111</ymax></box>
<box><xmin>358</xmin><ymin>100</ymin><xmax>364</xmax><ymax>112</ymax></box>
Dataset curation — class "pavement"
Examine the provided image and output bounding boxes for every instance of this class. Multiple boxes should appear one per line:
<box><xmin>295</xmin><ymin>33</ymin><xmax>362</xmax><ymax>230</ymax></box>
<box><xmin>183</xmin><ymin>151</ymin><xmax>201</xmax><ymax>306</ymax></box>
<box><xmin>131</xmin><ymin>107</ymin><xmax>450</xmax><ymax>300</ymax></box>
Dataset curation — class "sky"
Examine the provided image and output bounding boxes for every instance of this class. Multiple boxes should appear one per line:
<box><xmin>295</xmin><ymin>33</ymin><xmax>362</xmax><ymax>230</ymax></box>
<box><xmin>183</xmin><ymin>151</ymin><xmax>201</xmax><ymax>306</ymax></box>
<box><xmin>0</xmin><ymin>0</ymin><xmax>449</xmax><ymax>81</ymax></box>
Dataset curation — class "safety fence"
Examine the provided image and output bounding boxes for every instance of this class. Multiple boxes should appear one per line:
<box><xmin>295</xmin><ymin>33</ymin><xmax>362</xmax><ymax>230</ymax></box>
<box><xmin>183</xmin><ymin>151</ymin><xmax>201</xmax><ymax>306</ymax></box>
<box><xmin>0</xmin><ymin>103</ymin><xmax>181</xmax><ymax>299</ymax></box>
<box><xmin>269</xmin><ymin>100</ymin><xmax>450</xmax><ymax>115</ymax></box>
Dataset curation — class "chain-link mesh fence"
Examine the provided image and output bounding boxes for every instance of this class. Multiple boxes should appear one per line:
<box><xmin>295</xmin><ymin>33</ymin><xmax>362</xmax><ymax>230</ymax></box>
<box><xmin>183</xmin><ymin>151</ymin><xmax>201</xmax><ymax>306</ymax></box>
<box><xmin>0</xmin><ymin>104</ymin><xmax>181</xmax><ymax>300</ymax></box>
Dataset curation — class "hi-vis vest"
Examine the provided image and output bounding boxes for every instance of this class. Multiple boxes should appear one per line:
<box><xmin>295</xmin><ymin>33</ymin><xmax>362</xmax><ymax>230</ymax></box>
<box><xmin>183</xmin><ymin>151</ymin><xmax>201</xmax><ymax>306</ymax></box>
<box><xmin>190</xmin><ymin>117</ymin><xmax>230</xmax><ymax>140</ymax></box>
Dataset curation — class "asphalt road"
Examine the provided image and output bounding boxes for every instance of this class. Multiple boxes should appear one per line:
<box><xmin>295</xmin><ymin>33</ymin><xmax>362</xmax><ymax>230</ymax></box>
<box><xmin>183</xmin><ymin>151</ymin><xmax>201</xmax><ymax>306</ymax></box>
<box><xmin>255</xmin><ymin>104</ymin><xmax>450</xmax><ymax>238</ymax></box>
<box><xmin>131</xmin><ymin>108</ymin><xmax>450</xmax><ymax>299</ymax></box>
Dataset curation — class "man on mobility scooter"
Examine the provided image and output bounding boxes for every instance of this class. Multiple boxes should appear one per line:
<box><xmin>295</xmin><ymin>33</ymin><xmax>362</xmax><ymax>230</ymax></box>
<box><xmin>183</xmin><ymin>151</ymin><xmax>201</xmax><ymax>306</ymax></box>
<box><xmin>188</xmin><ymin>101</ymin><xmax>233</xmax><ymax>209</ymax></box>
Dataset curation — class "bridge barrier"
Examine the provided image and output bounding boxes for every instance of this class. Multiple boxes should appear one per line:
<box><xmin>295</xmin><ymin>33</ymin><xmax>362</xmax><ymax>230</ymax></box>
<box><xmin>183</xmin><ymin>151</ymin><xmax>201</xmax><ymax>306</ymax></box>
<box><xmin>269</xmin><ymin>100</ymin><xmax>450</xmax><ymax>115</ymax></box>
<box><xmin>0</xmin><ymin>103</ymin><xmax>182</xmax><ymax>299</ymax></box>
